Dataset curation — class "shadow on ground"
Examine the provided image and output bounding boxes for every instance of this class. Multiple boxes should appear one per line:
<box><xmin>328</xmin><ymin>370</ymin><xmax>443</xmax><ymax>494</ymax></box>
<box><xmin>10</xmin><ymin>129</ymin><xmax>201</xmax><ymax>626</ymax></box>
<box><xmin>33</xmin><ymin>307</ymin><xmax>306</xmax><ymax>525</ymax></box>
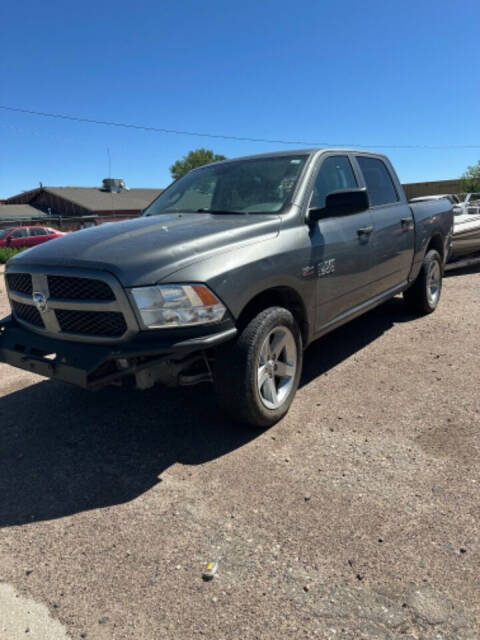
<box><xmin>0</xmin><ymin>297</ymin><xmax>413</xmax><ymax>527</ymax></box>
<box><xmin>445</xmin><ymin>261</ymin><xmax>480</xmax><ymax>278</ymax></box>
<box><xmin>301</xmin><ymin>296</ymin><xmax>412</xmax><ymax>387</ymax></box>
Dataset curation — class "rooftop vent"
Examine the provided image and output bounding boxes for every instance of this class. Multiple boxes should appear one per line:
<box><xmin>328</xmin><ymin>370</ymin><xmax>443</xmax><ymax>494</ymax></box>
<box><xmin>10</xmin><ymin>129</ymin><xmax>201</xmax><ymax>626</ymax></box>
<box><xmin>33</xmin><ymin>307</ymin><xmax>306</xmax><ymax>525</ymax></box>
<box><xmin>102</xmin><ymin>178</ymin><xmax>126</xmax><ymax>193</ymax></box>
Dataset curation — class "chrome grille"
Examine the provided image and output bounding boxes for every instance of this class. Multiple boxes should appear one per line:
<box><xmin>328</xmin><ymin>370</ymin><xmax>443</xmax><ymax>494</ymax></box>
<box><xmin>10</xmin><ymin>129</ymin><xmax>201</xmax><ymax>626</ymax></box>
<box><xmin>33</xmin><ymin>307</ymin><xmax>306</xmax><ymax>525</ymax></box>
<box><xmin>11</xmin><ymin>301</ymin><xmax>44</xmax><ymax>328</ymax></box>
<box><xmin>56</xmin><ymin>310</ymin><xmax>127</xmax><ymax>337</ymax></box>
<box><xmin>48</xmin><ymin>275</ymin><xmax>114</xmax><ymax>301</ymax></box>
<box><xmin>6</xmin><ymin>273</ymin><xmax>33</xmax><ymax>295</ymax></box>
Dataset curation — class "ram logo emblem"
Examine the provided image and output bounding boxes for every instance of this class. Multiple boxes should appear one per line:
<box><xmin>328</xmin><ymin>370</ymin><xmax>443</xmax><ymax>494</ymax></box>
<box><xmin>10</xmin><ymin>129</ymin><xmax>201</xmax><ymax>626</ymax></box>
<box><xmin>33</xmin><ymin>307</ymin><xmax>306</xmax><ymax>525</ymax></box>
<box><xmin>33</xmin><ymin>292</ymin><xmax>48</xmax><ymax>313</ymax></box>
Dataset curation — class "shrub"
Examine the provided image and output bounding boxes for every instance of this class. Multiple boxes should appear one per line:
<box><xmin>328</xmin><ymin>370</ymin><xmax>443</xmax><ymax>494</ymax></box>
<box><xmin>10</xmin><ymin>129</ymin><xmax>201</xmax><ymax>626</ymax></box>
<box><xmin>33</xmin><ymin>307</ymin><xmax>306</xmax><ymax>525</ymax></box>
<box><xmin>0</xmin><ymin>248</ymin><xmax>24</xmax><ymax>264</ymax></box>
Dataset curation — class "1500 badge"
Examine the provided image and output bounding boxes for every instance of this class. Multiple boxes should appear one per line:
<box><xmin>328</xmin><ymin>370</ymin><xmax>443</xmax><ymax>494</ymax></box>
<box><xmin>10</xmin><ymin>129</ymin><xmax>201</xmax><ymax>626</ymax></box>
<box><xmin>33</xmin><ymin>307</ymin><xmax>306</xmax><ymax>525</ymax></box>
<box><xmin>317</xmin><ymin>258</ymin><xmax>336</xmax><ymax>277</ymax></box>
<box><xmin>302</xmin><ymin>259</ymin><xmax>336</xmax><ymax>278</ymax></box>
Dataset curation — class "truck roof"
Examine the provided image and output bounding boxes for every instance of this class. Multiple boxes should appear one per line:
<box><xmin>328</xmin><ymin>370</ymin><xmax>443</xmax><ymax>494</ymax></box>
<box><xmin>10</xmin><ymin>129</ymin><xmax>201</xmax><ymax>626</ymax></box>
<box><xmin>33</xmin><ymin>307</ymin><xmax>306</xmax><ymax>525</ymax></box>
<box><xmin>199</xmin><ymin>148</ymin><xmax>389</xmax><ymax>167</ymax></box>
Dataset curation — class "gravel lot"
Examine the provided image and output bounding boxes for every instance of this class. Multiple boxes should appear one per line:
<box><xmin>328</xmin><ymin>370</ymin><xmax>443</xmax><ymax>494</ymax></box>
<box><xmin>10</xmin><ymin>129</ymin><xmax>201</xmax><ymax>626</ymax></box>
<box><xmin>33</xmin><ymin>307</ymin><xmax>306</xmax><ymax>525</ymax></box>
<box><xmin>0</xmin><ymin>265</ymin><xmax>479</xmax><ymax>639</ymax></box>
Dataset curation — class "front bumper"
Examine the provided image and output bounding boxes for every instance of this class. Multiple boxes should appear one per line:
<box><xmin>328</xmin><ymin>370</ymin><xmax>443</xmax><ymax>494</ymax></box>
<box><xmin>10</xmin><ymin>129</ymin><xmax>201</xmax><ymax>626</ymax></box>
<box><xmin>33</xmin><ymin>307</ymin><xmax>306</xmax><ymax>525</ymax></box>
<box><xmin>0</xmin><ymin>315</ymin><xmax>236</xmax><ymax>389</ymax></box>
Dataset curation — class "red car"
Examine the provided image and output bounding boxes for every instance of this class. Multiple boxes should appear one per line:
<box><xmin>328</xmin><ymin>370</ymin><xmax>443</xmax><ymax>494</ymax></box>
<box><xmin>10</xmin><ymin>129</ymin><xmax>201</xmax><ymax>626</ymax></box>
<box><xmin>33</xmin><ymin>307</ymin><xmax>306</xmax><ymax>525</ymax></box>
<box><xmin>0</xmin><ymin>226</ymin><xmax>65</xmax><ymax>249</ymax></box>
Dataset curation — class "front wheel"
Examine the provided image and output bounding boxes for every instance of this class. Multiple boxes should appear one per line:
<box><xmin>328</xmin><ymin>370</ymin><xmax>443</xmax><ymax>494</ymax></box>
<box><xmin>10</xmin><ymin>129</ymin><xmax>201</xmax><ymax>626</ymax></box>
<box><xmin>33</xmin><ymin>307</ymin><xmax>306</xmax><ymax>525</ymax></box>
<box><xmin>403</xmin><ymin>249</ymin><xmax>443</xmax><ymax>315</ymax></box>
<box><xmin>213</xmin><ymin>307</ymin><xmax>303</xmax><ymax>428</ymax></box>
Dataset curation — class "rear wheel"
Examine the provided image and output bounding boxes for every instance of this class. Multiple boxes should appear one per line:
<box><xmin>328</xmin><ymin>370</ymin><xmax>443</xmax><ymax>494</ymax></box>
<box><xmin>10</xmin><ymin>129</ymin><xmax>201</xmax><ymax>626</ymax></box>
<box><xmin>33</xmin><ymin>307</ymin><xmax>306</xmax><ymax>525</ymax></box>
<box><xmin>403</xmin><ymin>249</ymin><xmax>443</xmax><ymax>315</ymax></box>
<box><xmin>213</xmin><ymin>307</ymin><xmax>302</xmax><ymax>428</ymax></box>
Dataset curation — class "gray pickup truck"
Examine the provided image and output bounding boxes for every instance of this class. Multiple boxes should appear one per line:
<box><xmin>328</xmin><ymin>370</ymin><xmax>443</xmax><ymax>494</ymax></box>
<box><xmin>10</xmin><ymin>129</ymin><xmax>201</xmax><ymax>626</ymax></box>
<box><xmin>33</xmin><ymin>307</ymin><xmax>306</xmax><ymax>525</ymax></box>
<box><xmin>0</xmin><ymin>150</ymin><xmax>452</xmax><ymax>427</ymax></box>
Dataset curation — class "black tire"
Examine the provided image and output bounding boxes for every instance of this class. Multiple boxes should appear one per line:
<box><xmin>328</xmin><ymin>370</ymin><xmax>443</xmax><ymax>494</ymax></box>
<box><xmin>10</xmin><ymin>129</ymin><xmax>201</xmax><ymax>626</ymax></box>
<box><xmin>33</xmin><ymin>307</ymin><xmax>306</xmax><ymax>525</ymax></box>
<box><xmin>213</xmin><ymin>307</ymin><xmax>303</xmax><ymax>428</ymax></box>
<box><xmin>403</xmin><ymin>249</ymin><xmax>443</xmax><ymax>315</ymax></box>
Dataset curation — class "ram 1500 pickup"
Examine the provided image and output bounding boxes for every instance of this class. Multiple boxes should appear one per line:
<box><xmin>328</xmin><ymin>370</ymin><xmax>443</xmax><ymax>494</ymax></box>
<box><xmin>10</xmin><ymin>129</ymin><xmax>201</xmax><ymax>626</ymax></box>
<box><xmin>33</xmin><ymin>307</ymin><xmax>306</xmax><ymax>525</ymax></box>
<box><xmin>0</xmin><ymin>150</ymin><xmax>453</xmax><ymax>427</ymax></box>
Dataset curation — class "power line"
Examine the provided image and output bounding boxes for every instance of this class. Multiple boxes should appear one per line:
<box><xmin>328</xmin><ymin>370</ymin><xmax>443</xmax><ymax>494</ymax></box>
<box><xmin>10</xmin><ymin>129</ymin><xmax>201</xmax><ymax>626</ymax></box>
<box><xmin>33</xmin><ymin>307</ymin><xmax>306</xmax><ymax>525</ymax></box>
<box><xmin>1</xmin><ymin>104</ymin><xmax>480</xmax><ymax>150</ymax></box>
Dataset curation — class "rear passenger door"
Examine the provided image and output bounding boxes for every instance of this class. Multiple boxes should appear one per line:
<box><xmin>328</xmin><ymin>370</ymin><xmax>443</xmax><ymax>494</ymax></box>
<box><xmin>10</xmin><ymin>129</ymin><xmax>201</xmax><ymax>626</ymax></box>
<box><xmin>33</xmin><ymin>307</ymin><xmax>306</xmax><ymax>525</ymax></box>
<box><xmin>354</xmin><ymin>155</ymin><xmax>415</xmax><ymax>294</ymax></box>
<box><xmin>309</xmin><ymin>154</ymin><xmax>376</xmax><ymax>331</ymax></box>
<box><xmin>29</xmin><ymin>227</ymin><xmax>50</xmax><ymax>245</ymax></box>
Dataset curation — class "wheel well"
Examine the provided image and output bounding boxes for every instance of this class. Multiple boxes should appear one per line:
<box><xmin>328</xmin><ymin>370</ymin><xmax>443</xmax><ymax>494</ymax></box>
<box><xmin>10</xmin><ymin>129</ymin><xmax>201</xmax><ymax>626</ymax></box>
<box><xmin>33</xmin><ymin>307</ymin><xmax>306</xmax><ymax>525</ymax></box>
<box><xmin>426</xmin><ymin>233</ymin><xmax>444</xmax><ymax>261</ymax></box>
<box><xmin>236</xmin><ymin>287</ymin><xmax>309</xmax><ymax>345</ymax></box>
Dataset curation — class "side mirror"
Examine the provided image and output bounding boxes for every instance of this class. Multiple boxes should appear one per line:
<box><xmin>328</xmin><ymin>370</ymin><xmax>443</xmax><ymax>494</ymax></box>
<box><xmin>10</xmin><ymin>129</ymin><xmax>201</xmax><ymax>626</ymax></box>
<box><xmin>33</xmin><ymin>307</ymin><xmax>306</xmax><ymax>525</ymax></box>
<box><xmin>6</xmin><ymin>236</ymin><xmax>12</xmax><ymax>246</ymax></box>
<box><xmin>308</xmin><ymin>188</ymin><xmax>369</xmax><ymax>224</ymax></box>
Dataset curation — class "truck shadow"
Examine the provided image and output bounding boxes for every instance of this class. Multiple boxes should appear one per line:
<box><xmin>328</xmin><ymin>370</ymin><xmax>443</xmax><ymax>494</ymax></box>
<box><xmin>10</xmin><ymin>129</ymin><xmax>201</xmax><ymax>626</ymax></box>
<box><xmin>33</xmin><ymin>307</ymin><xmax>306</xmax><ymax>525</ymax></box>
<box><xmin>0</xmin><ymin>297</ymin><xmax>412</xmax><ymax>527</ymax></box>
<box><xmin>301</xmin><ymin>296</ymin><xmax>412</xmax><ymax>387</ymax></box>
<box><xmin>444</xmin><ymin>262</ymin><xmax>480</xmax><ymax>277</ymax></box>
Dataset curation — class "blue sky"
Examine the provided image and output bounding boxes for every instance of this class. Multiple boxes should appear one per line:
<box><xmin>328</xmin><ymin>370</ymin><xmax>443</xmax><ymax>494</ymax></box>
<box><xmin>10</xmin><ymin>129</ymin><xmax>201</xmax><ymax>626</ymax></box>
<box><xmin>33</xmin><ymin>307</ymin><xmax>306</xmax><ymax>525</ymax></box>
<box><xmin>1</xmin><ymin>0</ymin><xmax>479</xmax><ymax>198</ymax></box>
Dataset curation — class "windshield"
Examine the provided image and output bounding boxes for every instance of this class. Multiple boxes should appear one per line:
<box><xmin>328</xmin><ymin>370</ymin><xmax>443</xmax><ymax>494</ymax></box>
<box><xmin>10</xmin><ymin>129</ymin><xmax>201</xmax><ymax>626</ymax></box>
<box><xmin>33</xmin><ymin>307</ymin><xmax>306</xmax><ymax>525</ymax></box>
<box><xmin>0</xmin><ymin>228</ymin><xmax>13</xmax><ymax>239</ymax></box>
<box><xmin>144</xmin><ymin>155</ymin><xmax>308</xmax><ymax>216</ymax></box>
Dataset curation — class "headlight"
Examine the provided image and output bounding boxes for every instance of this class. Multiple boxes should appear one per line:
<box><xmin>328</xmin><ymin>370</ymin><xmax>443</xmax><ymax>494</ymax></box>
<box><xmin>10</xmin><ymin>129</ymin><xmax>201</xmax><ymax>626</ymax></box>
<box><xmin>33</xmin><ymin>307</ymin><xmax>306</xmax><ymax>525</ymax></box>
<box><xmin>131</xmin><ymin>284</ymin><xmax>227</xmax><ymax>329</ymax></box>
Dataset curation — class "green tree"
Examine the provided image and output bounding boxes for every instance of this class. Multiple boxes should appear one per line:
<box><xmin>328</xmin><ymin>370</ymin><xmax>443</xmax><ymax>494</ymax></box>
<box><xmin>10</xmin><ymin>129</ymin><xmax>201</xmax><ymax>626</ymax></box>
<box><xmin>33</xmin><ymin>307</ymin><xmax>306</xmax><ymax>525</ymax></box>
<box><xmin>170</xmin><ymin>148</ymin><xmax>227</xmax><ymax>180</ymax></box>
<box><xmin>461</xmin><ymin>160</ymin><xmax>480</xmax><ymax>193</ymax></box>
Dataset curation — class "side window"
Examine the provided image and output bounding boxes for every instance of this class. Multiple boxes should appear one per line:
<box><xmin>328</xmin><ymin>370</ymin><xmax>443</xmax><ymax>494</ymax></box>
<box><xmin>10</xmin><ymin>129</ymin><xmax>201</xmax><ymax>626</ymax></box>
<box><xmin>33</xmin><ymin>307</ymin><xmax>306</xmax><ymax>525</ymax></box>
<box><xmin>311</xmin><ymin>156</ymin><xmax>357</xmax><ymax>209</ymax></box>
<box><xmin>356</xmin><ymin>156</ymin><xmax>399</xmax><ymax>207</ymax></box>
<box><xmin>30</xmin><ymin>228</ymin><xmax>48</xmax><ymax>236</ymax></box>
<box><xmin>11</xmin><ymin>228</ymin><xmax>28</xmax><ymax>238</ymax></box>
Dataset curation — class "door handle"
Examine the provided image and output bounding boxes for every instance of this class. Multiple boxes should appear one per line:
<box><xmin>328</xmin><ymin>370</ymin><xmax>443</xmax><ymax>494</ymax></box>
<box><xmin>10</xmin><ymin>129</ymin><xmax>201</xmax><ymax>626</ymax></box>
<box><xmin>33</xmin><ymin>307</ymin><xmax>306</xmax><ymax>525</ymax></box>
<box><xmin>357</xmin><ymin>226</ymin><xmax>374</xmax><ymax>236</ymax></box>
<box><xmin>401</xmin><ymin>217</ymin><xmax>413</xmax><ymax>228</ymax></box>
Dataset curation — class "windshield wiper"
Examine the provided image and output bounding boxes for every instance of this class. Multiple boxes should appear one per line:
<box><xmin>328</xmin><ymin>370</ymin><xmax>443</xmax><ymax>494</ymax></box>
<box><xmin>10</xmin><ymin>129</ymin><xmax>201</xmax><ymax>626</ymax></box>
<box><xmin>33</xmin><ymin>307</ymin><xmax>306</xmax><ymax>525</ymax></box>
<box><xmin>196</xmin><ymin>208</ymin><xmax>247</xmax><ymax>215</ymax></box>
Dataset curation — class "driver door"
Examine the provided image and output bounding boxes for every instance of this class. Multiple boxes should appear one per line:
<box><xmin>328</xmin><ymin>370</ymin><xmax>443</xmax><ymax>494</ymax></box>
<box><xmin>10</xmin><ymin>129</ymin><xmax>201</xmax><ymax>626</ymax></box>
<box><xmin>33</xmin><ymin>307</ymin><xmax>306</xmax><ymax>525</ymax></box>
<box><xmin>308</xmin><ymin>154</ymin><xmax>376</xmax><ymax>332</ymax></box>
<box><xmin>9</xmin><ymin>228</ymin><xmax>30</xmax><ymax>248</ymax></box>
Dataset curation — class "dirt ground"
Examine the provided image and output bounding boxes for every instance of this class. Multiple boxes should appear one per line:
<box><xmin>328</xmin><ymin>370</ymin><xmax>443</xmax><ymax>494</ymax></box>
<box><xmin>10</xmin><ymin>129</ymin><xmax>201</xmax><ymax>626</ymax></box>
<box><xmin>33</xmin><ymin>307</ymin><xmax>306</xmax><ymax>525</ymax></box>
<box><xmin>0</xmin><ymin>265</ymin><xmax>479</xmax><ymax>639</ymax></box>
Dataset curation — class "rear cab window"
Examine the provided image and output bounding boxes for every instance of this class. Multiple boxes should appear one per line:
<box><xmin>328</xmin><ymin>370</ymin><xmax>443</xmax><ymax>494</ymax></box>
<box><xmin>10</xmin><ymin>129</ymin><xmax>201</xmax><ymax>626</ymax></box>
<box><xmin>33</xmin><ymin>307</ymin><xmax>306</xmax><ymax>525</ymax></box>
<box><xmin>356</xmin><ymin>156</ymin><xmax>399</xmax><ymax>207</ymax></box>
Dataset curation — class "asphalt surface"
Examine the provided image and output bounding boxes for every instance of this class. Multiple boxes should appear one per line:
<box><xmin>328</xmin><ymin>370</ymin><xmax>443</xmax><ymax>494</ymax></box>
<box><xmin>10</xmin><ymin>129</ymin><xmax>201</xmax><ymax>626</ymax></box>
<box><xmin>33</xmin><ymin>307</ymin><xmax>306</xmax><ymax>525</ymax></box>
<box><xmin>0</xmin><ymin>264</ymin><xmax>479</xmax><ymax>639</ymax></box>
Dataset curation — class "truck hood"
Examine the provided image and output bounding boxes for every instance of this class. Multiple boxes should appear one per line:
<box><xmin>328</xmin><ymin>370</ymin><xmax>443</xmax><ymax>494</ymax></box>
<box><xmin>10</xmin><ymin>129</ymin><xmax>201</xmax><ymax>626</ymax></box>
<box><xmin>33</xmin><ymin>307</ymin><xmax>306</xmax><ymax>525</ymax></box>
<box><xmin>9</xmin><ymin>213</ymin><xmax>281</xmax><ymax>286</ymax></box>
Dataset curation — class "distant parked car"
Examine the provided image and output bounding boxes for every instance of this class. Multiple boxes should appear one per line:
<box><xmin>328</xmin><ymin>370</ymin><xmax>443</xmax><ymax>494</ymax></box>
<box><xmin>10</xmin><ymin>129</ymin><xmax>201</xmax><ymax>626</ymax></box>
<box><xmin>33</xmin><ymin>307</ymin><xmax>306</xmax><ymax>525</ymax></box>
<box><xmin>410</xmin><ymin>194</ymin><xmax>461</xmax><ymax>206</ymax></box>
<box><xmin>0</xmin><ymin>226</ymin><xmax>65</xmax><ymax>249</ymax></box>
<box><xmin>411</xmin><ymin>193</ymin><xmax>480</xmax><ymax>216</ymax></box>
<box><xmin>410</xmin><ymin>194</ymin><xmax>480</xmax><ymax>261</ymax></box>
<box><xmin>450</xmin><ymin>195</ymin><xmax>480</xmax><ymax>260</ymax></box>
<box><xmin>455</xmin><ymin>192</ymin><xmax>480</xmax><ymax>215</ymax></box>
